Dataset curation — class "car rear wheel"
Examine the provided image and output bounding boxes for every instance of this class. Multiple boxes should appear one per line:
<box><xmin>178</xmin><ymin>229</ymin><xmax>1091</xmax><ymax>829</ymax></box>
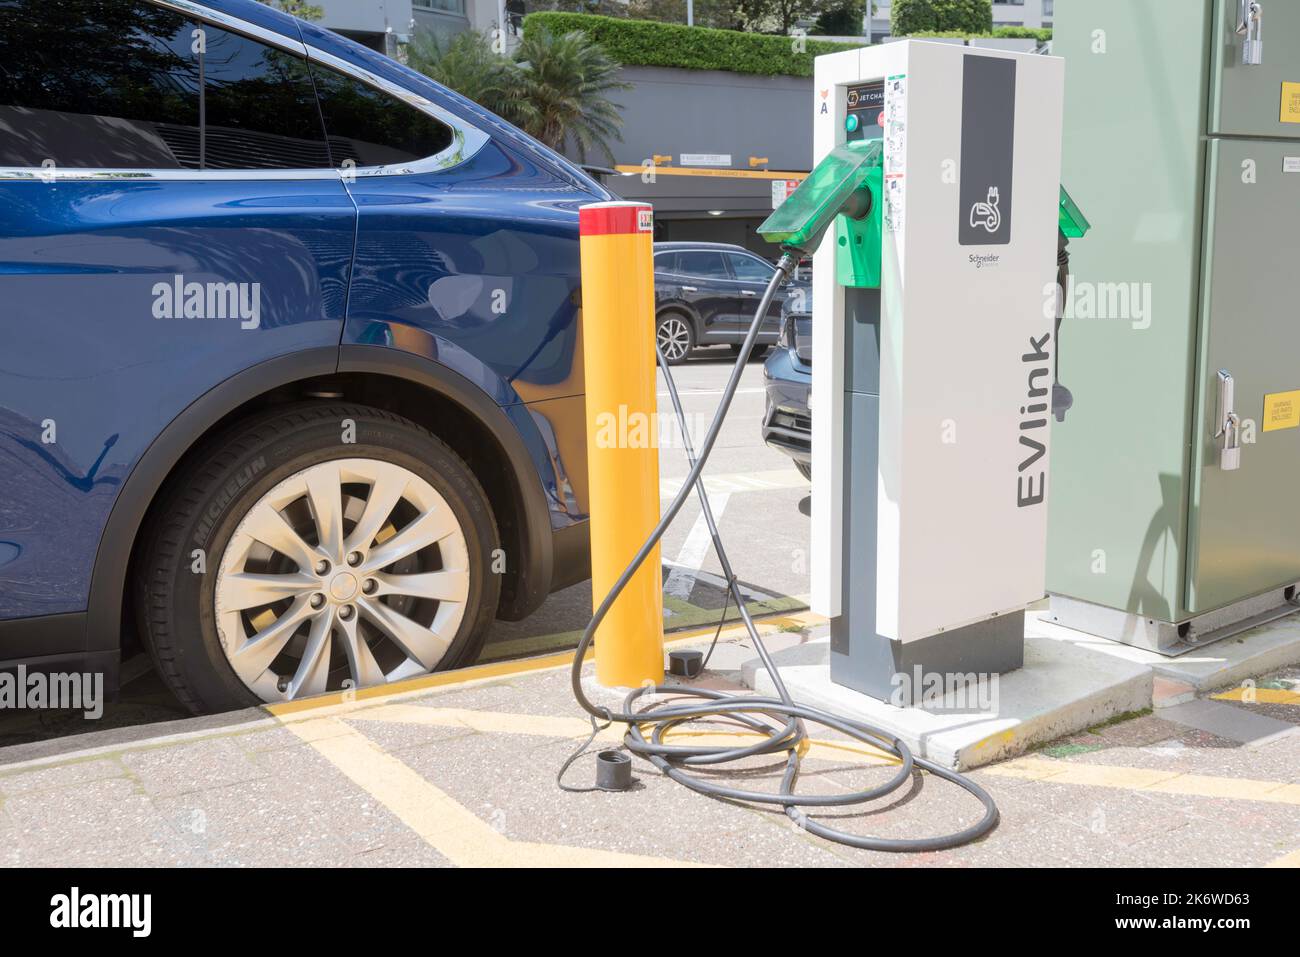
<box><xmin>134</xmin><ymin>404</ymin><xmax>500</xmax><ymax>713</ymax></box>
<box><xmin>656</xmin><ymin>312</ymin><xmax>694</xmax><ymax>365</ymax></box>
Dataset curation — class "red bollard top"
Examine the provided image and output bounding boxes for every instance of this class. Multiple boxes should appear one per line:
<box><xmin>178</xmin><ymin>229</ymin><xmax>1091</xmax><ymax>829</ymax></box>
<box><xmin>579</xmin><ymin>201</ymin><xmax>654</xmax><ymax>237</ymax></box>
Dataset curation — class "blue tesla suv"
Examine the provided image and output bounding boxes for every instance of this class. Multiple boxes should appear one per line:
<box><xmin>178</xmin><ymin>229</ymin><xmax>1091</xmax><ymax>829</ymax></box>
<box><xmin>0</xmin><ymin>0</ymin><xmax>607</xmax><ymax>710</ymax></box>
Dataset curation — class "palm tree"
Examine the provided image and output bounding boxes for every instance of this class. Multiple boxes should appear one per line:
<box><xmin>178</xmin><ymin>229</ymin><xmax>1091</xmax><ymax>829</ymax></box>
<box><xmin>406</xmin><ymin>31</ymin><xmax>524</xmax><ymax>125</ymax></box>
<box><xmin>511</xmin><ymin>29</ymin><xmax>629</xmax><ymax>163</ymax></box>
<box><xmin>410</xmin><ymin>28</ymin><xmax>629</xmax><ymax>165</ymax></box>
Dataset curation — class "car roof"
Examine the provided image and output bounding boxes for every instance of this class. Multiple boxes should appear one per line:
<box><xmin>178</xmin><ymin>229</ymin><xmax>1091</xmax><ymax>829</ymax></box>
<box><xmin>653</xmin><ymin>242</ymin><xmax>760</xmax><ymax>254</ymax></box>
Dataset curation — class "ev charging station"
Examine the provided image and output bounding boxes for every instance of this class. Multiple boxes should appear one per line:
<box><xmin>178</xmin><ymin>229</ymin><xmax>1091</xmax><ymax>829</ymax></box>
<box><xmin>791</xmin><ymin>42</ymin><xmax>1066</xmax><ymax>702</ymax></box>
<box><xmin>570</xmin><ymin>39</ymin><xmax>1069</xmax><ymax>849</ymax></box>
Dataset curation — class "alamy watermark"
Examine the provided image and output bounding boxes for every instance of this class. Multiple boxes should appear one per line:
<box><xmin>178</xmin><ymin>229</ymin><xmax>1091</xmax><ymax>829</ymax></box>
<box><xmin>0</xmin><ymin>666</ymin><xmax>103</xmax><ymax>719</ymax></box>
<box><xmin>593</xmin><ymin>404</ymin><xmax>717</xmax><ymax>451</ymax></box>
<box><xmin>50</xmin><ymin>887</ymin><xmax>150</xmax><ymax>937</ymax></box>
<box><xmin>152</xmin><ymin>274</ymin><xmax>260</xmax><ymax>329</ymax></box>
<box><xmin>1045</xmin><ymin>275</ymin><xmax>1153</xmax><ymax>330</ymax></box>
<box><xmin>889</xmin><ymin>667</ymin><xmax>999</xmax><ymax>714</ymax></box>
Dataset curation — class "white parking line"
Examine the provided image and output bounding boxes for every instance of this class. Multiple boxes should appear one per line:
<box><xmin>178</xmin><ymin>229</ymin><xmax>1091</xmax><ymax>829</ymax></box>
<box><xmin>660</xmin><ymin>468</ymin><xmax>807</xmax><ymax>499</ymax></box>
<box><xmin>664</xmin><ymin>492</ymin><xmax>730</xmax><ymax>600</ymax></box>
<box><xmin>656</xmin><ymin>388</ymin><xmax>766</xmax><ymax>397</ymax></box>
<box><xmin>662</xmin><ymin>561</ymin><xmax>775</xmax><ymax>604</ymax></box>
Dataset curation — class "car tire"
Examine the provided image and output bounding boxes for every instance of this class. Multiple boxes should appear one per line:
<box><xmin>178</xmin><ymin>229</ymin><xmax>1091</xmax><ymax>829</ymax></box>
<box><xmin>134</xmin><ymin>403</ymin><xmax>500</xmax><ymax>714</ymax></box>
<box><xmin>795</xmin><ymin>460</ymin><xmax>812</xmax><ymax>481</ymax></box>
<box><xmin>730</xmin><ymin>343</ymin><xmax>769</xmax><ymax>362</ymax></box>
<box><xmin>656</xmin><ymin>312</ymin><xmax>695</xmax><ymax>365</ymax></box>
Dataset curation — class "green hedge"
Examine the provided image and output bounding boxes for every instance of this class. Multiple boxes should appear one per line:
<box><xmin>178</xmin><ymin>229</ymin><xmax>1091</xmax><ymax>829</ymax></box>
<box><xmin>891</xmin><ymin>0</ymin><xmax>992</xmax><ymax>35</ymax></box>
<box><xmin>991</xmin><ymin>26</ymin><xmax>1052</xmax><ymax>41</ymax></box>
<box><xmin>911</xmin><ymin>26</ymin><xmax>1052</xmax><ymax>41</ymax></box>
<box><xmin>522</xmin><ymin>12</ymin><xmax>861</xmax><ymax>77</ymax></box>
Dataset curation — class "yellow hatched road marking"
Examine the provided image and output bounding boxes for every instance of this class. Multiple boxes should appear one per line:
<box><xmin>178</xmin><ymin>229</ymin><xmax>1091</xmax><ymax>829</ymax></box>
<box><xmin>286</xmin><ymin>716</ymin><xmax>707</xmax><ymax>868</ymax></box>
<box><xmin>1213</xmin><ymin>686</ymin><xmax>1300</xmax><ymax>706</ymax></box>
<box><xmin>984</xmin><ymin>756</ymin><xmax>1300</xmax><ymax>805</ymax></box>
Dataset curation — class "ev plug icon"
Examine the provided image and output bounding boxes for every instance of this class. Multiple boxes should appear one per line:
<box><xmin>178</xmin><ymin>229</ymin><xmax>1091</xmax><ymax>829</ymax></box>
<box><xmin>970</xmin><ymin>186</ymin><xmax>1002</xmax><ymax>233</ymax></box>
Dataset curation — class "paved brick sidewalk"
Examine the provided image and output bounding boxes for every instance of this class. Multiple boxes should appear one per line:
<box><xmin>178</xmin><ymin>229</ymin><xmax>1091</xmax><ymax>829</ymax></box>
<box><xmin>1</xmin><ymin>616</ymin><xmax>1298</xmax><ymax>868</ymax></box>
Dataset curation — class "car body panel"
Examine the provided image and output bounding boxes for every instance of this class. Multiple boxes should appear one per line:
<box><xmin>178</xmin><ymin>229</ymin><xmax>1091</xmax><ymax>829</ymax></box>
<box><xmin>0</xmin><ymin>176</ymin><xmax>356</xmax><ymax>620</ymax></box>
<box><xmin>763</xmin><ymin>305</ymin><xmax>813</xmax><ymax>466</ymax></box>
<box><xmin>0</xmin><ymin>0</ymin><xmax>604</xmax><ymax>669</ymax></box>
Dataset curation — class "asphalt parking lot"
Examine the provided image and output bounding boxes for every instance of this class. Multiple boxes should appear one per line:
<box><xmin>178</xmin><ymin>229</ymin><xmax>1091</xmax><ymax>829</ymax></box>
<box><xmin>2</xmin><ymin>614</ymin><xmax>1298</xmax><ymax>867</ymax></box>
<box><xmin>3</xmin><ymin>345</ymin><xmax>1300</xmax><ymax>867</ymax></box>
<box><xmin>0</xmin><ymin>347</ymin><xmax>810</xmax><ymax>747</ymax></box>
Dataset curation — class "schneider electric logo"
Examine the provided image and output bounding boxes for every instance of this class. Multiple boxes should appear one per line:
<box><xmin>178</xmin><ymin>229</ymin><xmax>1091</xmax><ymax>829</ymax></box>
<box><xmin>969</xmin><ymin>253</ymin><xmax>1000</xmax><ymax>269</ymax></box>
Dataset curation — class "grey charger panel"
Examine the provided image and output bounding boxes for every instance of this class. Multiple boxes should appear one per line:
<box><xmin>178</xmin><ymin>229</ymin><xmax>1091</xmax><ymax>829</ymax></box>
<box><xmin>831</xmin><ymin>289</ymin><xmax>1024</xmax><ymax>703</ymax></box>
<box><xmin>844</xmin><ymin>288</ymin><xmax>882</xmax><ymax>396</ymax></box>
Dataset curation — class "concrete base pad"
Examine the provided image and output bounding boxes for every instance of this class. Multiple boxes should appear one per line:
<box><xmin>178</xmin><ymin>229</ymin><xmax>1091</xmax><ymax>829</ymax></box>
<box><xmin>1032</xmin><ymin>607</ymin><xmax>1300</xmax><ymax>698</ymax></box>
<box><xmin>740</xmin><ymin>629</ymin><xmax>1152</xmax><ymax>770</ymax></box>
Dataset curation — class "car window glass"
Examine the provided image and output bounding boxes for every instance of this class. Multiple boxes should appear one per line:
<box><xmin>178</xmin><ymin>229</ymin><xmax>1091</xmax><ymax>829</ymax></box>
<box><xmin>0</xmin><ymin>0</ymin><xmax>330</xmax><ymax>170</ymax></box>
<box><xmin>675</xmin><ymin>251</ymin><xmax>728</xmax><ymax>280</ymax></box>
<box><xmin>309</xmin><ymin>63</ymin><xmax>454</xmax><ymax>168</ymax></box>
<box><xmin>727</xmin><ymin>253</ymin><xmax>776</xmax><ymax>282</ymax></box>
<box><xmin>195</xmin><ymin>23</ymin><xmax>330</xmax><ymax>169</ymax></box>
<box><xmin>654</xmin><ymin>252</ymin><xmax>678</xmax><ymax>273</ymax></box>
<box><xmin>0</xmin><ymin>0</ymin><xmax>198</xmax><ymax>168</ymax></box>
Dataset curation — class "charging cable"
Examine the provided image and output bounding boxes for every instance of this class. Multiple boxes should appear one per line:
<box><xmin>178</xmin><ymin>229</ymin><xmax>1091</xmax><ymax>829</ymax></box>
<box><xmin>563</xmin><ymin>251</ymin><xmax>999</xmax><ymax>851</ymax></box>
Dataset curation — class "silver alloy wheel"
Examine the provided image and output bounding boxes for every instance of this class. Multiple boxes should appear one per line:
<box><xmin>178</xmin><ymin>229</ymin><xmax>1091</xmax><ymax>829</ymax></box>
<box><xmin>657</xmin><ymin>315</ymin><xmax>691</xmax><ymax>362</ymax></box>
<box><xmin>213</xmin><ymin>458</ymin><xmax>470</xmax><ymax>702</ymax></box>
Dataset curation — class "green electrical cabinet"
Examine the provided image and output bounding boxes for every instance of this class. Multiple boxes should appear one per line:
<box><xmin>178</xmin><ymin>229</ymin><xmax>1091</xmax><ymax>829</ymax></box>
<box><xmin>1047</xmin><ymin>0</ymin><xmax>1300</xmax><ymax>652</ymax></box>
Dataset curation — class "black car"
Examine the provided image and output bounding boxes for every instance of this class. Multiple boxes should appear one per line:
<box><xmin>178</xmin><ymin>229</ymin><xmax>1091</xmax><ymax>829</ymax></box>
<box><xmin>653</xmin><ymin>241</ymin><xmax>809</xmax><ymax>365</ymax></box>
<box><xmin>762</xmin><ymin>295</ymin><xmax>813</xmax><ymax>480</ymax></box>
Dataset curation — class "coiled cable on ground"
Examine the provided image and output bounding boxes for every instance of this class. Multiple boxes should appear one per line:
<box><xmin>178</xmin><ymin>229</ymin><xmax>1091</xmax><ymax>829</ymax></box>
<box><xmin>564</xmin><ymin>252</ymin><xmax>999</xmax><ymax>851</ymax></box>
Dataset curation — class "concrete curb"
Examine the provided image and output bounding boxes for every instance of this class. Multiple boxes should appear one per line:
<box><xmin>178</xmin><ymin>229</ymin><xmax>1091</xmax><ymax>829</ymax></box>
<box><xmin>1033</xmin><ymin>609</ymin><xmax>1300</xmax><ymax>693</ymax></box>
<box><xmin>742</xmin><ymin>634</ymin><xmax>1153</xmax><ymax>770</ymax></box>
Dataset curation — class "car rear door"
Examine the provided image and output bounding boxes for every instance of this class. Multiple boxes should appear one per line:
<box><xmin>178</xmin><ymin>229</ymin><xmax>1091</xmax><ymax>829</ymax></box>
<box><xmin>672</xmin><ymin>249</ymin><xmax>734</xmax><ymax>341</ymax></box>
<box><xmin>0</xmin><ymin>0</ymin><xmax>355</xmax><ymax>627</ymax></box>
<box><xmin>724</xmin><ymin>251</ymin><xmax>784</xmax><ymax>335</ymax></box>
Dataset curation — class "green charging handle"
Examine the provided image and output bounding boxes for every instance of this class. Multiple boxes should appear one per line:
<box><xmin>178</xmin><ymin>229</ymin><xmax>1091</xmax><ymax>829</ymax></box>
<box><xmin>757</xmin><ymin>139</ymin><xmax>884</xmax><ymax>254</ymax></box>
<box><xmin>759</xmin><ymin>138</ymin><xmax>1088</xmax><ymax>290</ymax></box>
<box><xmin>1059</xmin><ymin>184</ymin><xmax>1090</xmax><ymax>239</ymax></box>
<box><xmin>835</xmin><ymin>162</ymin><xmax>883</xmax><ymax>289</ymax></box>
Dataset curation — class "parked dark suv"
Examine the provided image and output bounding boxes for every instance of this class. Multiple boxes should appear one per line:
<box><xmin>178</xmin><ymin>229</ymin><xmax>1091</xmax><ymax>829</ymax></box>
<box><xmin>762</xmin><ymin>295</ymin><xmax>813</xmax><ymax>480</ymax></box>
<box><xmin>0</xmin><ymin>0</ymin><xmax>606</xmax><ymax>711</ymax></box>
<box><xmin>653</xmin><ymin>242</ymin><xmax>808</xmax><ymax>365</ymax></box>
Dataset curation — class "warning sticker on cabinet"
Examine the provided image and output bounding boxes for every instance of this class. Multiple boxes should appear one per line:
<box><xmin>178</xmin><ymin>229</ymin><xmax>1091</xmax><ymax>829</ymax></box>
<box><xmin>1282</xmin><ymin>82</ymin><xmax>1300</xmax><ymax>124</ymax></box>
<box><xmin>1262</xmin><ymin>390</ymin><xmax>1300</xmax><ymax>432</ymax></box>
<box><xmin>884</xmin><ymin>74</ymin><xmax>907</xmax><ymax>233</ymax></box>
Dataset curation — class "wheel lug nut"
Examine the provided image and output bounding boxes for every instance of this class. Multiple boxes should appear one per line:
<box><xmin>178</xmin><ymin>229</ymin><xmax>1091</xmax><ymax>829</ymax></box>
<box><xmin>362</xmin><ymin>579</ymin><xmax>378</xmax><ymax>595</ymax></box>
<box><xmin>346</xmin><ymin>551</ymin><xmax>363</xmax><ymax>567</ymax></box>
<box><xmin>339</xmin><ymin>605</ymin><xmax>355</xmax><ymax>621</ymax></box>
<box><xmin>310</xmin><ymin>593</ymin><xmax>325</xmax><ymax>609</ymax></box>
<box><xmin>314</xmin><ymin>559</ymin><xmax>330</xmax><ymax>575</ymax></box>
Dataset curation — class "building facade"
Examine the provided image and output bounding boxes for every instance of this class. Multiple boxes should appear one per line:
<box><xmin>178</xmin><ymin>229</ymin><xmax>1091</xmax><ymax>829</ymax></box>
<box><xmin>313</xmin><ymin>0</ymin><xmax>522</xmax><ymax>52</ymax></box>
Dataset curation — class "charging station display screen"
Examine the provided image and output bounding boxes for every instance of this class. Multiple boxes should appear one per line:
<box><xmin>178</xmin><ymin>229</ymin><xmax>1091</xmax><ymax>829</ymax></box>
<box><xmin>846</xmin><ymin>81</ymin><xmax>885</xmax><ymax>142</ymax></box>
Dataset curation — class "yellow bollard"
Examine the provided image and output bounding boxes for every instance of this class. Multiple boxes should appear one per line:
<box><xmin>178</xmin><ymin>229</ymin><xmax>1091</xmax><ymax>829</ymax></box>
<box><xmin>579</xmin><ymin>201</ymin><xmax>664</xmax><ymax>688</ymax></box>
